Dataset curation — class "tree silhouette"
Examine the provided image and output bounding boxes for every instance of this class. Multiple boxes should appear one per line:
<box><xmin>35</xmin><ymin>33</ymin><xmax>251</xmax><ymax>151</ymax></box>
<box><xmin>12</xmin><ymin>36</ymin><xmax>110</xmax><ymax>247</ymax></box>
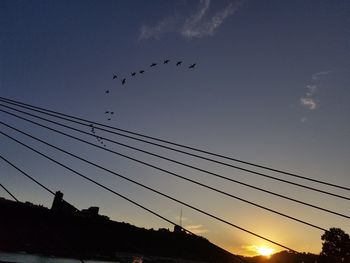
<box><xmin>320</xmin><ymin>228</ymin><xmax>350</xmax><ymax>262</ymax></box>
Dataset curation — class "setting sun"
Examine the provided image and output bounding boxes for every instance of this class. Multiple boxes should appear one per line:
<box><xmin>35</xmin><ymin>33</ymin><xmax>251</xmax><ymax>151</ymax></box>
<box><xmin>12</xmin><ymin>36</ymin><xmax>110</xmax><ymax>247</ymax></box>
<box><xmin>257</xmin><ymin>246</ymin><xmax>275</xmax><ymax>257</ymax></box>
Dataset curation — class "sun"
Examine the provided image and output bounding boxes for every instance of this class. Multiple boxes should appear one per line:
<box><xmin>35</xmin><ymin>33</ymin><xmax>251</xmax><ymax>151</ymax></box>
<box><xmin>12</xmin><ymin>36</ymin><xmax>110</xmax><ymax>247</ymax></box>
<box><xmin>257</xmin><ymin>246</ymin><xmax>275</xmax><ymax>257</ymax></box>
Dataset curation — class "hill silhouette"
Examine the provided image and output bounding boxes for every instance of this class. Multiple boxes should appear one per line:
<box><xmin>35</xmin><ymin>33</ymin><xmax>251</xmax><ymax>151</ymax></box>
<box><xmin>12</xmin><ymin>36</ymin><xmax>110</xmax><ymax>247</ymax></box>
<box><xmin>243</xmin><ymin>250</ymin><xmax>329</xmax><ymax>263</ymax></box>
<box><xmin>0</xmin><ymin>196</ymin><xmax>243</xmax><ymax>263</ymax></box>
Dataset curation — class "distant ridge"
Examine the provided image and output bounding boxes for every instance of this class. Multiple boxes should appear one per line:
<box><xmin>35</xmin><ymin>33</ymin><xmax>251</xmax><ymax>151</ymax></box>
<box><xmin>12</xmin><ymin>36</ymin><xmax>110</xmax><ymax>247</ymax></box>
<box><xmin>0</xmin><ymin>197</ymin><xmax>242</xmax><ymax>263</ymax></box>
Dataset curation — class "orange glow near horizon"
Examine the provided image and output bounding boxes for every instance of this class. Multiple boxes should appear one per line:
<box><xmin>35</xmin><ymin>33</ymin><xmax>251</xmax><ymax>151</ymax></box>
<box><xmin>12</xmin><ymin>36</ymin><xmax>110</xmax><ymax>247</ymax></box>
<box><xmin>257</xmin><ymin>246</ymin><xmax>275</xmax><ymax>257</ymax></box>
<box><xmin>233</xmin><ymin>244</ymin><xmax>277</xmax><ymax>257</ymax></box>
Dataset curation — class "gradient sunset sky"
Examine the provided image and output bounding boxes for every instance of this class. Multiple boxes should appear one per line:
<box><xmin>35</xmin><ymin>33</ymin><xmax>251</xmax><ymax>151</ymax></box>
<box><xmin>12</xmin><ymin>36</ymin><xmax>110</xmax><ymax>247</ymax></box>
<box><xmin>1</xmin><ymin>0</ymin><xmax>350</xmax><ymax>256</ymax></box>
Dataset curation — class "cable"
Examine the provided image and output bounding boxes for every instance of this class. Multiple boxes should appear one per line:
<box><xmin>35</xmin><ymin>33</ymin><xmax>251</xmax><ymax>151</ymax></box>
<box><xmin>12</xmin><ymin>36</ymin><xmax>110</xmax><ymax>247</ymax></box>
<box><xmin>1</xmin><ymin>96</ymin><xmax>348</xmax><ymax>192</ymax></box>
<box><xmin>0</xmin><ymin>113</ymin><xmax>330</xmax><ymax>231</ymax></box>
<box><xmin>0</xmin><ymin>145</ymin><xmax>250</xmax><ymax>263</ymax></box>
<box><xmin>1</xmin><ymin>110</ymin><xmax>349</xmax><ymax>221</ymax></box>
<box><xmin>0</xmin><ymin>129</ymin><xmax>192</xmax><ymax>230</ymax></box>
<box><xmin>0</xmin><ymin>182</ymin><xmax>19</xmax><ymax>202</ymax></box>
<box><xmin>0</xmin><ymin>108</ymin><xmax>336</xmax><ymax>231</ymax></box>
<box><xmin>1</xmin><ymin>103</ymin><xmax>349</xmax><ymax>202</ymax></box>
<box><xmin>0</xmin><ymin>154</ymin><xmax>80</xmax><ymax>210</ymax></box>
<box><xmin>0</xmin><ymin>155</ymin><xmax>55</xmax><ymax>195</ymax></box>
<box><xmin>0</xmin><ymin>126</ymin><xmax>297</xmax><ymax>252</ymax></box>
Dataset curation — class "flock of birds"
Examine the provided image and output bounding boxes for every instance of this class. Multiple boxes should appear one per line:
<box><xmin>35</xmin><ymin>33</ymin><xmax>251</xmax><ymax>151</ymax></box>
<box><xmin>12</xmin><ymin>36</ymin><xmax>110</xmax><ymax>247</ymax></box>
<box><xmin>105</xmin><ymin>60</ymin><xmax>196</xmax><ymax>93</ymax></box>
<box><xmin>89</xmin><ymin>124</ymin><xmax>107</xmax><ymax>147</ymax></box>
<box><xmin>91</xmin><ymin>59</ymin><xmax>197</xmax><ymax>147</ymax></box>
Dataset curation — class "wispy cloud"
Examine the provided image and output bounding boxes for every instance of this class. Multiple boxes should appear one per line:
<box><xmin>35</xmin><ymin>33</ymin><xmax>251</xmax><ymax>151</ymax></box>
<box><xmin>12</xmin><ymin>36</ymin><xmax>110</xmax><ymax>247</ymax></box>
<box><xmin>139</xmin><ymin>16</ymin><xmax>179</xmax><ymax>40</ymax></box>
<box><xmin>300</xmin><ymin>97</ymin><xmax>317</xmax><ymax>110</ymax></box>
<box><xmin>139</xmin><ymin>0</ymin><xmax>244</xmax><ymax>40</ymax></box>
<box><xmin>185</xmin><ymin>224</ymin><xmax>208</xmax><ymax>234</ymax></box>
<box><xmin>180</xmin><ymin>0</ymin><xmax>210</xmax><ymax>38</ymax></box>
<box><xmin>300</xmin><ymin>84</ymin><xmax>318</xmax><ymax>110</ymax></box>
<box><xmin>305</xmin><ymin>84</ymin><xmax>317</xmax><ymax>96</ymax></box>
<box><xmin>311</xmin><ymin>70</ymin><xmax>332</xmax><ymax>81</ymax></box>
<box><xmin>181</xmin><ymin>0</ymin><xmax>242</xmax><ymax>39</ymax></box>
<box><xmin>299</xmin><ymin>71</ymin><xmax>331</xmax><ymax>111</ymax></box>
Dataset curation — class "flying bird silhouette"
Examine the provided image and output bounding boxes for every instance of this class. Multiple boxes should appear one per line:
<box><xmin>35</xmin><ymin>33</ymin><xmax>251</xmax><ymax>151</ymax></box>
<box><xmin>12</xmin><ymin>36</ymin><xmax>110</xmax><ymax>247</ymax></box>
<box><xmin>139</xmin><ymin>70</ymin><xmax>145</xmax><ymax>74</ymax></box>
<box><xmin>121</xmin><ymin>78</ymin><xmax>126</xmax><ymax>85</ymax></box>
<box><xmin>150</xmin><ymin>63</ymin><xmax>157</xmax><ymax>67</ymax></box>
<box><xmin>176</xmin><ymin>61</ymin><xmax>182</xmax><ymax>66</ymax></box>
<box><xmin>164</xmin><ymin>59</ymin><xmax>170</xmax><ymax>64</ymax></box>
<box><xmin>189</xmin><ymin>63</ymin><xmax>196</xmax><ymax>69</ymax></box>
<box><xmin>113</xmin><ymin>74</ymin><xmax>118</xmax><ymax>79</ymax></box>
<box><xmin>131</xmin><ymin>72</ymin><xmax>136</xmax><ymax>76</ymax></box>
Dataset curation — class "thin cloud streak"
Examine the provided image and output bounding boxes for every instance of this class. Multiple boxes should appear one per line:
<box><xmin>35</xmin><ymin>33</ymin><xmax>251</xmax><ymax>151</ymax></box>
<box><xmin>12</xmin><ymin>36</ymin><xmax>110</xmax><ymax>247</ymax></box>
<box><xmin>311</xmin><ymin>70</ymin><xmax>332</xmax><ymax>81</ymax></box>
<box><xmin>299</xmin><ymin>70</ymin><xmax>332</xmax><ymax>111</ymax></box>
<box><xmin>300</xmin><ymin>97</ymin><xmax>317</xmax><ymax>110</ymax></box>
<box><xmin>181</xmin><ymin>0</ymin><xmax>211</xmax><ymax>38</ymax></box>
<box><xmin>300</xmin><ymin>84</ymin><xmax>318</xmax><ymax>110</ymax></box>
<box><xmin>185</xmin><ymin>224</ymin><xmax>208</xmax><ymax>234</ymax></box>
<box><xmin>139</xmin><ymin>0</ymin><xmax>244</xmax><ymax>40</ymax></box>
<box><xmin>139</xmin><ymin>16</ymin><xmax>179</xmax><ymax>40</ymax></box>
<box><xmin>181</xmin><ymin>0</ymin><xmax>243</xmax><ymax>39</ymax></box>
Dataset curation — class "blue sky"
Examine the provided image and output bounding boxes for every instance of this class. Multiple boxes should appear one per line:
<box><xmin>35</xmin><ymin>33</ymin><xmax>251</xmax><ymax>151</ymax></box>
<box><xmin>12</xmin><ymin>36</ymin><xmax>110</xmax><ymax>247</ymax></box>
<box><xmin>1</xmin><ymin>0</ymin><xmax>350</xmax><ymax>256</ymax></box>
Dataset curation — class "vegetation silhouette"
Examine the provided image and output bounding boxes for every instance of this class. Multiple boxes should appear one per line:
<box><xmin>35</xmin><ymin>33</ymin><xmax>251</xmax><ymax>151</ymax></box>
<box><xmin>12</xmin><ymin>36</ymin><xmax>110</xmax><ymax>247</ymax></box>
<box><xmin>320</xmin><ymin>227</ymin><xmax>350</xmax><ymax>263</ymax></box>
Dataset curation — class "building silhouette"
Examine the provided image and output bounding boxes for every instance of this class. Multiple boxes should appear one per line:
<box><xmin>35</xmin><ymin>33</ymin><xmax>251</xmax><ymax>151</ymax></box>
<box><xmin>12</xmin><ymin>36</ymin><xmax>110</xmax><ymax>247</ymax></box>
<box><xmin>50</xmin><ymin>191</ymin><xmax>109</xmax><ymax>220</ymax></box>
<box><xmin>51</xmin><ymin>191</ymin><xmax>78</xmax><ymax>214</ymax></box>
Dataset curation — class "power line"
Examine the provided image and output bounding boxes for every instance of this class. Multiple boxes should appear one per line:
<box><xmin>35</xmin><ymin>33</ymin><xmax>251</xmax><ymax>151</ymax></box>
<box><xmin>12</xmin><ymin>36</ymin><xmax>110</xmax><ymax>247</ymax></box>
<box><xmin>1</xmin><ymin>103</ymin><xmax>349</xmax><ymax>202</ymax></box>
<box><xmin>0</xmin><ymin>155</ymin><xmax>55</xmax><ymax>195</ymax></box>
<box><xmin>1</xmin><ymin>110</ymin><xmax>349</xmax><ymax>221</ymax></box>
<box><xmin>0</xmin><ymin>126</ymin><xmax>297</xmax><ymax>252</ymax></box>
<box><xmin>1</xmin><ymin>96</ymin><xmax>348</xmax><ymax>192</ymax></box>
<box><xmin>0</xmin><ymin>182</ymin><xmax>19</xmax><ymax>202</ymax></box>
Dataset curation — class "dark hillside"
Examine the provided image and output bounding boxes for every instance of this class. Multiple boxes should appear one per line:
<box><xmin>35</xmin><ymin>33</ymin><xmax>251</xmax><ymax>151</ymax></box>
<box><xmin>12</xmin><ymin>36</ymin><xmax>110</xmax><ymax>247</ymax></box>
<box><xmin>0</xmin><ymin>197</ymin><xmax>242</xmax><ymax>263</ymax></box>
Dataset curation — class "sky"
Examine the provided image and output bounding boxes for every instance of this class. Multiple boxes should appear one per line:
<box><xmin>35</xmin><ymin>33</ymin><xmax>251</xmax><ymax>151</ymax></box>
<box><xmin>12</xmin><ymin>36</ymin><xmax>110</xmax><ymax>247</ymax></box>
<box><xmin>1</xmin><ymin>0</ymin><xmax>350</xmax><ymax>257</ymax></box>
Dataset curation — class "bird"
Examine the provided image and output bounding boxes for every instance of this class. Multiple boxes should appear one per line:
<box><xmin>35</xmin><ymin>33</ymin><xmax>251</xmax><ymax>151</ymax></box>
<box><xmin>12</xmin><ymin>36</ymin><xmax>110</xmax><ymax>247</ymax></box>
<box><xmin>131</xmin><ymin>72</ymin><xmax>136</xmax><ymax>76</ymax></box>
<box><xmin>176</xmin><ymin>61</ymin><xmax>182</xmax><ymax>66</ymax></box>
<box><xmin>113</xmin><ymin>74</ymin><xmax>118</xmax><ymax>79</ymax></box>
<box><xmin>139</xmin><ymin>70</ymin><xmax>145</xmax><ymax>74</ymax></box>
<box><xmin>121</xmin><ymin>78</ymin><xmax>126</xmax><ymax>85</ymax></box>
<box><xmin>164</xmin><ymin>59</ymin><xmax>170</xmax><ymax>64</ymax></box>
<box><xmin>189</xmin><ymin>63</ymin><xmax>196</xmax><ymax>69</ymax></box>
<box><xmin>150</xmin><ymin>63</ymin><xmax>157</xmax><ymax>67</ymax></box>
<box><xmin>105</xmin><ymin>90</ymin><xmax>110</xmax><ymax>93</ymax></box>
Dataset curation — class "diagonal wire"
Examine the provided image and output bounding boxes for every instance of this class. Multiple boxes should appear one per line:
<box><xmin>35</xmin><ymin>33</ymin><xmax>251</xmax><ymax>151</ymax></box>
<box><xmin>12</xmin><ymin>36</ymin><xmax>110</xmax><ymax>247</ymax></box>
<box><xmin>0</xmin><ymin>127</ymin><xmax>296</xmax><ymax>253</ymax></box>
<box><xmin>0</xmin><ymin>182</ymin><xmax>19</xmax><ymax>202</ymax></box>
<box><xmin>0</xmin><ymin>103</ymin><xmax>349</xmax><ymax>202</ymax></box>
<box><xmin>0</xmin><ymin>113</ymin><xmax>329</xmax><ymax>231</ymax></box>
<box><xmin>0</xmin><ymin>108</ymin><xmax>334</xmax><ymax>230</ymax></box>
<box><xmin>0</xmin><ymin>155</ymin><xmax>55</xmax><ymax>195</ymax></box>
<box><xmin>0</xmin><ymin>96</ymin><xmax>348</xmax><ymax>192</ymax></box>
<box><xmin>0</xmin><ymin>110</ymin><xmax>349</xmax><ymax>222</ymax></box>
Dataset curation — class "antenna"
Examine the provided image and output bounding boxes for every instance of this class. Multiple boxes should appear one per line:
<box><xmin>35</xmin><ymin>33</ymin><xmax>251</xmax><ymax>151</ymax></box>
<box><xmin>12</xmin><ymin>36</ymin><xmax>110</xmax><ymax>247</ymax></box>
<box><xmin>180</xmin><ymin>208</ymin><xmax>182</xmax><ymax>227</ymax></box>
